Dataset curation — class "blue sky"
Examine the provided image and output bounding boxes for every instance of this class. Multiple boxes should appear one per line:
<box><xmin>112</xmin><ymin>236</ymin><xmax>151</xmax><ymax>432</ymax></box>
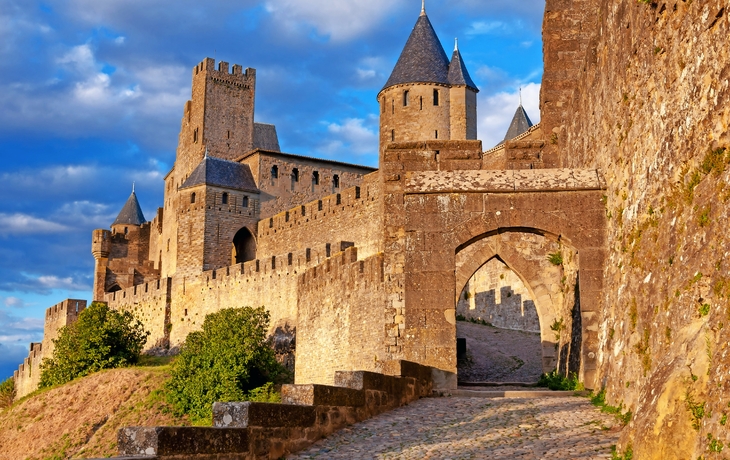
<box><xmin>0</xmin><ymin>0</ymin><xmax>545</xmax><ymax>380</ymax></box>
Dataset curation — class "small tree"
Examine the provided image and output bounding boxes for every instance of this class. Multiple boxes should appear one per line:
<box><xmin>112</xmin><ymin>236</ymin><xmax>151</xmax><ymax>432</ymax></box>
<box><xmin>165</xmin><ymin>307</ymin><xmax>288</xmax><ymax>422</ymax></box>
<box><xmin>0</xmin><ymin>377</ymin><xmax>15</xmax><ymax>409</ymax></box>
<box><xmin>39</xmin><ymin>302</ymin><xmax>149</xmax><ymax>387</ymax></box>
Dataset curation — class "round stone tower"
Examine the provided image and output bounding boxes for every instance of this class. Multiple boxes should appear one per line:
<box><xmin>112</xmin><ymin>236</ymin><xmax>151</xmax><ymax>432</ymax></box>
<box><xmin>378</xmin><ymin>3</ymin><xmax>479</xmax><ymax>155</ymax></box>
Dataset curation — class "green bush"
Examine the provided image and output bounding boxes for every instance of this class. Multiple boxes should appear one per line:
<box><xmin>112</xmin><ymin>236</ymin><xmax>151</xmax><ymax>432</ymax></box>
<box><xmin>0</xmin><ymin>376</ymin><xmax>15</xmax><ymax>409</ymax></box>
<box><xmin>537</xmin><ymin>371</ymin><xmax>581</xmax><ymax>390</ymax></box>
<box><xmin>40</xmin><ymin>302</ymin><xmax>149</xmax><ymax>388</ymax></box>
<box><xmin>165</xmin><ymin>307</ymin><xmax>289</xmax><ymax>423</ymax></box>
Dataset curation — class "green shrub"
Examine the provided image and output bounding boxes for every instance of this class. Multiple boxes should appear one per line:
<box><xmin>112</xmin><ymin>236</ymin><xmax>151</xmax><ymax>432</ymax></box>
<box><xmin>0</xmin><ymin>377</ymin><xmax>15</xmax><ymax>409</ymax></box>
<box><xmin>537</xmin><ymin>371</ymin><xmax>581</xmax><ymax>390</ymax></box>
<box><xmin>40</xmin><ymin>302</ymin><xmax>149</xmax><ymax>388</ymax></box>
<box><xmin>165</xmin><ymin>307</ymin><xmax>289</xmax><ymax>423</ymax></box>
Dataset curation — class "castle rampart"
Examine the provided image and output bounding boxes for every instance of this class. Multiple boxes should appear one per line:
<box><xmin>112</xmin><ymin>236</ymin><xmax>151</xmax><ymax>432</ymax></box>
<box><xmin>12</xmin><ymin>299</ymin><xmax>87</xmax><ymax>399</ymax></box>
<box><xmin>257</xmin><ymin>173</ymin><xmax>383</xmax><ymax>261</ymax></box>
<box><xmin>296</xmin><ymin>248</ymin><xmax>386</xmax><ymax>385</ymax></box>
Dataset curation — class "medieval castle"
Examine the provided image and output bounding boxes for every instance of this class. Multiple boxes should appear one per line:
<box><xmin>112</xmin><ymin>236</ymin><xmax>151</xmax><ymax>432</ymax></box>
<box><xmin>13</xmin><ymin>2</ymin><xmax>730</xmax><ymax>456</ymax></box>
<box><xmin>12</xmin><ymin>4</ymin><xmax>600</xmax><ymax>398</ymax></box>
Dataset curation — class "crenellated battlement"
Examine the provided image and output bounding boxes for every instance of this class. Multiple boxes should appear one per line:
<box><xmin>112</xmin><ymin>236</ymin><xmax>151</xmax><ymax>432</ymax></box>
<box><xmin>105</xmin><ymin>277</ymin><xmax>172</xmax><ymax>307</ymax></box>
<box><xmin>45</xmin><ymin>299</ymin><xmax>86</xmax><ymax>324</ymax></box>
<box><xmin>193</xmin><ymin>57</ymin><xmax>255</xmax><ymax>86</ymax></box>
<box><xmin>259</xmin><ymin>182</ymin><xmax>372</xmax><ymax>237</ymax></box>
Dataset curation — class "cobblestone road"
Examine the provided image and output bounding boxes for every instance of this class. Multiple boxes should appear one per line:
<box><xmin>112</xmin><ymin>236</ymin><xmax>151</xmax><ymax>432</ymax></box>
<box><xmin>289</xmin><ymin>395</ymin><xmax>622</xmax><ymax>459</ymax></box>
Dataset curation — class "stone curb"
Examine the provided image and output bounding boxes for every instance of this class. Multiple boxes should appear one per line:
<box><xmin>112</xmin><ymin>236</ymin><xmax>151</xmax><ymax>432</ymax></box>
<box><xmin>449</xmin><ymin>389</ymin><xmax>590</xmax><ymax>398</ymax></box>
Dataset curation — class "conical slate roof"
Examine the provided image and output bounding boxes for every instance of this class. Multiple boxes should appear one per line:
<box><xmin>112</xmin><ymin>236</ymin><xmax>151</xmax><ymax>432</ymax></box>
<box><xmin>112</xmin><ymin>191</ymin><xmax>146</xmax><ymax>226</ymax></box>
<box><xmin>504</xmin><ymin>105</ymin><xmax>534</xmax><ymax>141</ymax></box>
<box><xmin>448</xmin><ymin>47</ymin><xmax>478</xmax><ymax>92</ymax></box>
<box><xmin>381</xmin><ymin>13</ymin><xmax>450</xmax><ymax>92</ymax></box>
<box><xmin>180</xmin><ymin>154</ymin><xmax>258</xmax><ymax>192</ymax></box>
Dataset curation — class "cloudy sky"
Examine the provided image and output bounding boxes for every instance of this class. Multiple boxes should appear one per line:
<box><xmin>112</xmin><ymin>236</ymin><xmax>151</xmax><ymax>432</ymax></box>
<box><xmin>0</xmin><ymin>0</ymin><xmax>545</xmax><ymax>380</ymax></box>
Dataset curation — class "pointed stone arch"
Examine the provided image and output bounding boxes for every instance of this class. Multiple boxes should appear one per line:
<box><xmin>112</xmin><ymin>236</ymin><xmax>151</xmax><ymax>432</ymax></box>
<box><xmin>454</xmin><ymin>229</ymin><xmax>580</xmax><ymax>374</ymax></box>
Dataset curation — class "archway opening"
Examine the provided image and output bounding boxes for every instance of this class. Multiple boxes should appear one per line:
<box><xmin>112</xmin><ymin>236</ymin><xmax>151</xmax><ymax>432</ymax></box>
<box><xmin>453</xmin><ymin>229</ymin><xmax>581</xmax><ymax>386</ymax></box>
<box><xmin>456</xmin><ymin>256</ymin><xmax>543</xmax><ymax>384</ymax></box>
<box><xmin>232</xmin><ymin>227</ymin><xmax>256</xmax><ymax>265</ymax></box>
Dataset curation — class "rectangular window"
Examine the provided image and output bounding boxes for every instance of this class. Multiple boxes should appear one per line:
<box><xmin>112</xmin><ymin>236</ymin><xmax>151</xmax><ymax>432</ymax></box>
<box><xmin>433</xmin><ymin>89</ymin><xmax>439</xmax><ymax>106</ymax></box>
<box><xmin>403</xmin><ymin>90</ymin><xmax>409</xmax><ymax>106</ymax></box>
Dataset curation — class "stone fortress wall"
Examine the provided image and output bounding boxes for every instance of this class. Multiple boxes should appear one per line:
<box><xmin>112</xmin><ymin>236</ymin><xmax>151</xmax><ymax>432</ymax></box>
<box><xmin>557</xmin><ymin>1</ymin><xmax>730</xmax><ymax>457</ymax></box>
<box><xmin>13</xmin><ymin>299</ymin><xmax>87</xmax><ymax>396</ymax></box>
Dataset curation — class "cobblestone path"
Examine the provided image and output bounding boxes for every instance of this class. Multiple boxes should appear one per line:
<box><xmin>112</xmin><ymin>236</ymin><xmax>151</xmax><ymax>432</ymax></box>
<box><xmin>289</xmin><ymin>395</ymin><xmax>622</xmax><ymax>459</ymax></box>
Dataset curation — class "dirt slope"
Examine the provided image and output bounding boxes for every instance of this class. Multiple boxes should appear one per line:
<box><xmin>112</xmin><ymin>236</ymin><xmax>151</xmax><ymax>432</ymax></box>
<box><xmin>0</xmin><ymin>367</ymin><xmax>189</xmax><ymax>460</ymax></box>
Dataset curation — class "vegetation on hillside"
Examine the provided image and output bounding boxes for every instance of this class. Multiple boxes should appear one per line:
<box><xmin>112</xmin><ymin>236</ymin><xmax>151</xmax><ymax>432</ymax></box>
<box><xmin>40</xmin><ymin>302</ymin><xmax>149</xmax><ymax>388</ymax></box>
<box><xmin>0</xmin><ymin>376</ymin><xmax>15</xmax><ymax>410</ymax></box>
<box><xmin>0</xmin><ymin>366</ymin><xmax>189</xmax><ymax>460</ymax></box>
<box><xmin>165</xmin><ymin>306</ymin><xmax>290</xmax><ymax>423</ymax></box>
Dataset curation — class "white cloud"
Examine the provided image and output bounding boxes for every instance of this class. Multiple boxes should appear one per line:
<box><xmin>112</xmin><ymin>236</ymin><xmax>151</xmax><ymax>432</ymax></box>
<box><xmin>322</xmin><ymin>117</ymin><xmax>378</xmax><ymax>158</ymax></box>
<box><xmin>0</xmin><ymin>213</ymin><xmax>69</xmax><ymax>236</ymax></box>
<box><xmin>467</xmin><ymin>20</ymin><xmax>516</xmax><ymax>35</ymax></box>
<box><xmin>2</xmin><ymin>297</ymin><xmax>27</xmax><ymax>308</ymax></box>
<box><xmin>36</xmin><ymin>275</ymin><xmax>90</xmax><ymax>291</ymax></box>
<box><xmin>264</xmin><ymin>0</ymin><xmax>408</xmax><ymax>41</ymax></box>
<box><xmin>478</xmin><ymin>82</ymin><xmax>541</xmax><ymax>150</ymax></box>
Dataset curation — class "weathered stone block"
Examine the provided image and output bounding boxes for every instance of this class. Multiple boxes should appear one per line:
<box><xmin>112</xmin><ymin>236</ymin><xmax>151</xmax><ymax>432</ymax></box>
<box><xmin>213</xmin><ymin>402</ymin><xmax>316</xmax><ymax>428</ymax></box>
<box><xmin>118</xmin><ymin>426</ymin><xmax>250</xmax><ymax>457</ymax></box>
<box><xmin>281</xmin><ymin>384</ymin><xmax>366</xmax><ymax>407</ymax></box>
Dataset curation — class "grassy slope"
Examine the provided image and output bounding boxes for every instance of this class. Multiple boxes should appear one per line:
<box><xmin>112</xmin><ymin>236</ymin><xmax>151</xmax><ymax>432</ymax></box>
<box><xmin>0</xmin><ymin>363</ymin><xmax>189</xmax><ymax>460</ymax></box>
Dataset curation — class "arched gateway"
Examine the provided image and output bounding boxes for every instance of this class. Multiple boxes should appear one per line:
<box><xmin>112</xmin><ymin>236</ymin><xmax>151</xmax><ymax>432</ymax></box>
<box><xmin>380</xmin><ymin>145</ymin><xmax>607</xmax><ymax>389</ymax></box>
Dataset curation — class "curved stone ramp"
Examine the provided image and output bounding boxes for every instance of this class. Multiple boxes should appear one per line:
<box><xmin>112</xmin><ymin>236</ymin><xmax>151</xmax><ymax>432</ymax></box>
<box><xmin>288</xmin><ymin>393</ymin><xmax>621</xmax><ymax>459</ymax></box>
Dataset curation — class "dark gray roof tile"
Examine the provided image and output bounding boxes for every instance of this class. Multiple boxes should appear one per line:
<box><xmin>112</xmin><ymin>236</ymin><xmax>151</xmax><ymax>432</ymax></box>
<box><xmin>382</xmin><ymin>14</ymin><xmax>450</xmax><ymax>92</ymax></box>
<box><xmin>253</xmin><ymin>123</ymin><xmax>281</xmax><ymax>152</ymax></box>
<box><xmin>448</xmin><ymin>48</ymin><xmax>478</xmax><ymax>92</ymax></box>
<box><xmin>112</xmin><ymin>192</ymin><xmax>146</xmax><ymax>226</ymax></box>
<box><xmin>180</xmin><ymin>155</ymin><xmax>259</xmax><ymax>192</ymax></box>
<box><xmin>504</xmin><ymin>105</ymin><xmax>534</xmax><ymax>141</ymax></box>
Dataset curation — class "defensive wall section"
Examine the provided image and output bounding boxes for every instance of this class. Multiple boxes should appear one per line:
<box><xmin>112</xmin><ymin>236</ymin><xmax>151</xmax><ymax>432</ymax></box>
<box><xmin>296</xmin><ymin>248</ymin><xmax>386</xmax><ymax>385</ymax></box>
<box><xmin>13</xmin><ymin>299</ymin><xmax>87</xmax><ymax>398</ymax></box>
<box><xmin>104</xmin><ymin>180</ymin><xmax>384</xmax><ymax>357</ymax></box>
<box><xmin>257</xmin><ymin>173</ymin><xmax>383</xmax><ymax>260</ymax></box>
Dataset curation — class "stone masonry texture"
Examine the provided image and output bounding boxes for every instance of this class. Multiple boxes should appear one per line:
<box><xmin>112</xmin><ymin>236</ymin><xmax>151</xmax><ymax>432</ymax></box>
<box><xmin>559</xmin><ymin>1</ymin><xmax>730</xmax><ymax>458</ymax></box>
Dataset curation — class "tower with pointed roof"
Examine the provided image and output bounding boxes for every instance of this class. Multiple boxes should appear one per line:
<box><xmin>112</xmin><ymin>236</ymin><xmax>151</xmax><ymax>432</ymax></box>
<box><xmin>378</xmin><ymin>4</ymin><xmax>478</xmax><ymax>154</ymax></box>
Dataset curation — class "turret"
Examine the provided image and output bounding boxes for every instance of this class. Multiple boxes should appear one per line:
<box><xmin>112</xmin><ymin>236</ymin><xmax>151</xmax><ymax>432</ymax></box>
<box><xmin>378</xmin><ymin>3</ymin><xmax>478</xmax><ymax>156</ymax></box>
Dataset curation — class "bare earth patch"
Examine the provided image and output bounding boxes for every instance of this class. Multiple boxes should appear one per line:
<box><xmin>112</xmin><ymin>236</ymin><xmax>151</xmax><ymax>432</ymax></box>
<box><xmin>457</xmin><ymin>321</ymin><xmax>543</xmax><ymax>383</ymax></box>
<box><xmin>0</xmin><ymin>367</ymin><xmax>189</xmax><ymax>460</ymax></box>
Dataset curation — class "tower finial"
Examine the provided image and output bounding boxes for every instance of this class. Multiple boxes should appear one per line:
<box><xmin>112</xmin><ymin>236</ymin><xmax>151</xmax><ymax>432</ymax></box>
<box><xmin>519</xmin><ymin>87</ymin><xmax>522</xmax><ymax>106</ymax></box>
<box><xmin>132</xmin><ymin>182</ymin><xmax>135</xmax><ymax>193</ymax></box>
<box><xmin>204</xmin><ymin>145</ymin><xmax>209</xmax><ymax>158</ymax></box>
<box><xmin>455</xmin><ymin>37</ymin><xmax>459</xmax><ymax>52</ymax></box>
<box><xmin>421</xmin><ymin>0</ymin><xmax>426</xmax><ymax>16</ymax></box>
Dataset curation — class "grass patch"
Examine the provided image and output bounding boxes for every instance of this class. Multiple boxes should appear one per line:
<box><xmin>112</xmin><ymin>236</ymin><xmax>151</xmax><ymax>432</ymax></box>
<box><xmin>611</xmin><ymin>443</ymin><xmax>634</xmax><ymax>460</ymax></box>
<box><xmin>591</xmin><ymin>390</ymin><xmax>632</xmax><ymax>425</ymax></box>
<box><xmin>684</xmin><ymin>388</ymin><xmax>706</xmax><ymax>431</ymax></box>
<box><xmin>137</xmin><ymin>355</ymin><xmax>175</xmax><ymax>368</ymax></box>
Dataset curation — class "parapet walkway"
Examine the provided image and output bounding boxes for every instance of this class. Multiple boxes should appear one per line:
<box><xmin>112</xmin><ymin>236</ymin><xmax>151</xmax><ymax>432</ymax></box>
<box><xmin>289</xmin><ymin>390</ymin><xmax>621</xmax><ymax>459</ymax></box>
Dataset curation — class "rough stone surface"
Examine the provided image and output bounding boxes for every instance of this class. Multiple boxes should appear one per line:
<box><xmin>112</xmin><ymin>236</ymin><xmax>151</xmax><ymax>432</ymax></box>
<box><xmin>560</xmin><ymin>1</ymin><xmax>730</xmax><ymax>457</ymax></box>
